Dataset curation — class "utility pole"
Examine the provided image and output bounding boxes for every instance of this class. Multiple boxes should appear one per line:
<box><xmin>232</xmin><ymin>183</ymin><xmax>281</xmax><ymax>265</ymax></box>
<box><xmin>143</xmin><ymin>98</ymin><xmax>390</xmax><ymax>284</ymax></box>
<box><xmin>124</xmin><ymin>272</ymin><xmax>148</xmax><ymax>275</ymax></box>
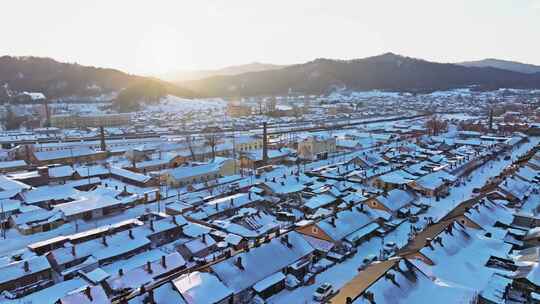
<box><xmin>488</xmin><ymin>107</ymin><xmax>494</xmax><ymax>133</ymax></box>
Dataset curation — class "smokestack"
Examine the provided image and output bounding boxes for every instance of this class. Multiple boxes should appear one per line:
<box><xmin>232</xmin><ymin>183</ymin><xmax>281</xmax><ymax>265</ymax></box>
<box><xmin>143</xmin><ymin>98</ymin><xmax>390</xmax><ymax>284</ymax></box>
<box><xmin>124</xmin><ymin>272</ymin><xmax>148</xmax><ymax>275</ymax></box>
<box><xmin>100</xmin><ymin>126</ymin><xmax>107</xmax><ymax>151</ymax></box>
<box><xmin>262</xmin><ymin>122</ymin><xmax>268</xmax><ymax>164</ymax></box>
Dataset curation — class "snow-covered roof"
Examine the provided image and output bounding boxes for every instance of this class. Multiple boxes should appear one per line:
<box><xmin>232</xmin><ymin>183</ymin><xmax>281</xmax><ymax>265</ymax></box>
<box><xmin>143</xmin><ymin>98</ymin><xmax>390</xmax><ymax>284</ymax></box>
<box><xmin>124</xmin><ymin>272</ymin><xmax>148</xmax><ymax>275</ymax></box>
<box><xmin>317</xmin><ymin>207</ymin><xmax>377</xmax><ymax>241</ymax></box>
<box><xmin>173</xmin><ymin>271</ymin><xmax>233</xmax><ymax>304</ymax></box>
<box><xmin>0</xmin><ymin>160</ymin><xmax>27</xmax><ymax>169</ymax></box>
<box><xmin>211</xmin><ymin>231</ymin><xmax>314</xmax><ymax>293</ymax></box>
<box><xmin>0</xmin><ymin>175</ymin><xmax>31</xmax><ymax>191</ymax></box>
<box><xmin>374</xmin><ymin>189</ymin><xmax>416</xmax><ymax>212</ymax></box>
<box><xmin>22</xmin><ymin>184</ymin><xmax>80</xmax><ymax>205</ymax></box>
<box><xmin>187</xmin><ymin>192</ymin><xmax>262</xmax><ymax>220</ymax></box>
<box><xmin>106</xmin><ymin>252</ymin><xmax>186</xmax><ymax>292</ymax></box>
<box><xmin>168</xmin><ymin>163</ymin><xmax>221</xmax><ymax>180</ymax></box>
<box><xmin>34</xmin><ymin>147</ymin><xmax>101</xmax><ymax>161</ymax></box>
<box><xmin>58</xmin><ymin>285</ymin><xmax>110</xmax><ymax>304</ymax></box>
<box><xmin>110</xmin><ymin>167</ymin><xmax>152</xmax><ymax>183</ymax></box>
<box><xmin>413</xmin><ymin>170</ymin><xmax>456</xmax><ymax>191</ymax></box>
<box><xmin>377</xmin><ymin>170</ymin><xmax>418</xmax><ymax>185</ymax></box>
<box><xmin>304</xmin><ymin>193</ymin><xmax>336</xmax><ymax>210</ymax></box>
<box><xmin>53</xmin><ymin>188</ymin><xmax>123</xmax><ymax>217</ymax></box>
<box><xmin>49</xmin><ymin>165</ymin><xmax>75</xmax><ymax>178</ymax></box>
<box><xmin>0</xmin><ymin>255</ymin><xmax>51</xmax><ymax>286</ymax></box>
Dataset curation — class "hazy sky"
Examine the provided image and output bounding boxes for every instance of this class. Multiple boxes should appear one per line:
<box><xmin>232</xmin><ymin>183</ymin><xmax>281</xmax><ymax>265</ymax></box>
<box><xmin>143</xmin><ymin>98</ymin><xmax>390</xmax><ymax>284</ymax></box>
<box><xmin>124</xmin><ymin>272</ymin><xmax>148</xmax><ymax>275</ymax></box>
<box><xmin>1</xmin><ymin>0</ymin><xmax>539</xmax><ymax>75</ymax></box>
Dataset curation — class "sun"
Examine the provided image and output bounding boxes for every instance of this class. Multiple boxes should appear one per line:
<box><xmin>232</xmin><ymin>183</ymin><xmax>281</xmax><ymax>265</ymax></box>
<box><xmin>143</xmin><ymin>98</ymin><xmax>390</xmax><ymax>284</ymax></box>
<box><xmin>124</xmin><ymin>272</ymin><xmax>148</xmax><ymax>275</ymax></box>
<box><xmin>135</xmin><ymin>25</ymin><xmax>192</xmax><ymax>75</ymax></box>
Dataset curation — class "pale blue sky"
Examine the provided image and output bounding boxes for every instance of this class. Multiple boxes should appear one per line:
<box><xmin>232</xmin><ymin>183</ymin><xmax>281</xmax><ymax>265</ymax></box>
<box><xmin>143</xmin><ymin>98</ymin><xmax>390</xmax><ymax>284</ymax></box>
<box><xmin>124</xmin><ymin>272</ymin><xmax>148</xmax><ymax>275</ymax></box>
<box><xmin>1</xmin><ymin>0</ymin><xmax>538</xmax><ymax>74</ymax></box>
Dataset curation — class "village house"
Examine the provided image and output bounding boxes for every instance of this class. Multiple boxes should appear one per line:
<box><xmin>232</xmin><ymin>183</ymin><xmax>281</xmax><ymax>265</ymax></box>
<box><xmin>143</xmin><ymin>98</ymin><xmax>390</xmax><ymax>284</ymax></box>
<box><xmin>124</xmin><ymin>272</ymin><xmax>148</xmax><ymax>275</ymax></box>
<box><xmin>239</xmin><ymin>148</ymin><xmax>293</xmax><ymax>169</ymax></box>
<box><xmin>0</xmin><ymin>255</ymin><xmax>53</xmax><ymax>295</ymax></box>
<box><xmin>234</xmin><ymin>135</ymin><xmax>263</xmax><ymax>152</ymax></box>
<box><xmin>172</xmin><ymin>271</ymin><xmax>234</xmax><ymax>304</ymax></box>
<box><xmin>104</xmin><ymin>252</ymin><xmax>186</xmax><ymax>297</ymax></box>
<box><xmin>0</xmin><ymin>159</ymin><xmax>28</xmax><ymax>173</ymax></box>
<box><xmin>164</xmin><ymin>158</ymin><xmax>235</xmax><ymax>188</ymax></box>
<box><xmin>297</xmin><ymin>135</ymin><xmax>337</xmax><ymax>160</ymax></box>
<box><xmin>365</xmin><ymin>188</ymin><xmax>418</xmax><ymax>217</ymax></box>
<box><xmin>296</xmin><ymin>206</ymin><xmax>380</xmax><ymax>247</ymax></box>
<box><xmin>408</xmin><ymin>169</ymin><xmax>457</xmax><ymax>197</ymax></box>
<box><xmin>30</xmin><ymin>147</ymin><xmax>108</xmax><ymax>165</ymax></box>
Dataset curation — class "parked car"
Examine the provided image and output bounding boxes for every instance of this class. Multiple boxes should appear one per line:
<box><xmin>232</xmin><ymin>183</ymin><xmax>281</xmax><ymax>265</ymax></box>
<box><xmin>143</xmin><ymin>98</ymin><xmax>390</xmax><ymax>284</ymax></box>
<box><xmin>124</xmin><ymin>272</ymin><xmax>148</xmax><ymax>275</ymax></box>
<box><xmin>358</xmin><ymin>254</ymin><xmax>378</xmax><ymax>271</ymax></box>
<box><xmin>313</xmin><ymin>283</ymin><xmax>334</xmax><ymax>301</ymax></box>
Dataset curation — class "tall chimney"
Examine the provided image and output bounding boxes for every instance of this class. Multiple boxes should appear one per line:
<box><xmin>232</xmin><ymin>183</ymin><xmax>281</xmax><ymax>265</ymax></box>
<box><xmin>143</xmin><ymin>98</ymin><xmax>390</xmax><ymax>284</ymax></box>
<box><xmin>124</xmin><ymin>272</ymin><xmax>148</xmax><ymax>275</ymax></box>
<box><xmin>262</xmin><ymin>122</ymin><xmax>269</xmax><ymax>164</ymax></box>
<box><xmin>100</xmin><ymin>126</ymin><xmax>107</xmax><ymax>151</ymax></box>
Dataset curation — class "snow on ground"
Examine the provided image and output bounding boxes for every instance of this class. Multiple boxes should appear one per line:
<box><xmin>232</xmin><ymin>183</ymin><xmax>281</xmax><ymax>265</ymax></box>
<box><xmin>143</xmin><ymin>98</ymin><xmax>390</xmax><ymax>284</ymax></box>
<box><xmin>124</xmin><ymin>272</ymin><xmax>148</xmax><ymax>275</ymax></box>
<box><xmin>143</xmin><ymin>95</ymin><xmax>226</xmax><ymax>113</ymax></box>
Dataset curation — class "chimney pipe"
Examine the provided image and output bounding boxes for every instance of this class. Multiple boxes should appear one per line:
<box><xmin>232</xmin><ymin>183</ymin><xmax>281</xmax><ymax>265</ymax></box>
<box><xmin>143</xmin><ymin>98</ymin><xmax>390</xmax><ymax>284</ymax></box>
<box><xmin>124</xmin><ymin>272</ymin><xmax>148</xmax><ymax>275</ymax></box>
<box><xmin>71</xmin><ymin>246</ymin><xmax>76</xmax><ymax>256</ymax></box>
<box><xmin>129</xmin><ymin>229</ymin><xmax>134</xmax><ymax>239</ymax></box>
<box><xmin>23</xmin><ymin>260</ymin><xmax>29</xmax><ymax>272</ymax></box>
<box><xmin>146</xmin><ymin>261</ymin><xmax>153</xmax><ymax>274</ymax></box>
<box><xmin>161</xmin><ymin>255</ymin><xmax>167</xmax><ymax>268</ymax></box>
<box><xmin>119</xmin><ymin>268</ymin><xmax>124</xmax><ymax>276</ymax></box>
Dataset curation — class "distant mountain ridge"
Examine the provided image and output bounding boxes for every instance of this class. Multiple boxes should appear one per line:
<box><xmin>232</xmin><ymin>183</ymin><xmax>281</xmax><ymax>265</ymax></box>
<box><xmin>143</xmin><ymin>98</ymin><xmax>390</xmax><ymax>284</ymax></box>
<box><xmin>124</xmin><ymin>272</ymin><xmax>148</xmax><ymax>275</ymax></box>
<box><xmin>0</xmin><ymin>56</ymin><xmax>195</xmax><ymax>111</ymax></box>
<box><xmin>457</xmin><ymin>58</ymin><xmax>540</xmax><ymax>74</ymax></box>
<box><xmin>160</xmin><ymin>62</ymin><xmax>286</xmax><ymax>82</ymax></box>
<box><xmin>2</xmin><ymin>53</ymin><xmax>540</xmax><ymax>106</ymax></box>
<box><xmin>184</xmin><ymin>53</ymin><xmax>540</xmax><ymax>97</ymax></box>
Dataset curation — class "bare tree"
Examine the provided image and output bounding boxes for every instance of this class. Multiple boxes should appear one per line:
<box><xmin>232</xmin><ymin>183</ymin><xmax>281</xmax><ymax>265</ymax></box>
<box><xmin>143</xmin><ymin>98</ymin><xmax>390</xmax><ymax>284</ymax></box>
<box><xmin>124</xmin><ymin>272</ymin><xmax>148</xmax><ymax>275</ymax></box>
<box><xmin>185</xmin><ymin>135</ymin><xmax>196</xmax><ymax>161</ymax></box>
<box><xmin>205</xmin><ymin>133</ymin><xmax>218</xmax><ymax>160</ymax></box>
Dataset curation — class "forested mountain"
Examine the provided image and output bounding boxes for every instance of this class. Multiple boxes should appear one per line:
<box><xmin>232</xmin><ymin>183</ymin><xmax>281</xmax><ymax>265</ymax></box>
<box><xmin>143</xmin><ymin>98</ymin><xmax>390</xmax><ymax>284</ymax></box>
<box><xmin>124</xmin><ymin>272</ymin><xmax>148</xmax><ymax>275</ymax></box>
<box><xmin>184</xmin><ymin>53</ymin><xmax>540</xmax><ymax>97</ymax></box>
